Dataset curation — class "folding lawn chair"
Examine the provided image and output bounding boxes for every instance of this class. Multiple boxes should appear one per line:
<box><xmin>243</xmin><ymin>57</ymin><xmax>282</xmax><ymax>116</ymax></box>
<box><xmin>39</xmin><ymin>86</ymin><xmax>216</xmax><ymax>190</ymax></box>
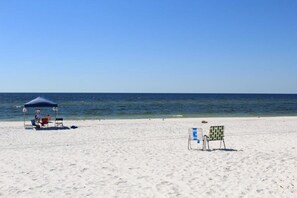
<box><xmin>188</xmin><ymin>128</ymin><xmax>203</xmax><ymax>150</ymax></box>
<box><xmin>204</xmin><ymin>126</ymin><xmax>226</xmax><ymax>150</ymax></box>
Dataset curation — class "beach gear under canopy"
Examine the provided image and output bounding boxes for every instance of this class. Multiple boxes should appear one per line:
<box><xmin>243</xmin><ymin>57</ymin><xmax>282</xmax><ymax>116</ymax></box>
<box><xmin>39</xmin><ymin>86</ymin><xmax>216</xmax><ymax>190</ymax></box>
<box><xmin>24</xmin><ymin>97</ymin><xmax>58</xmax><ymax>108</ymax></box>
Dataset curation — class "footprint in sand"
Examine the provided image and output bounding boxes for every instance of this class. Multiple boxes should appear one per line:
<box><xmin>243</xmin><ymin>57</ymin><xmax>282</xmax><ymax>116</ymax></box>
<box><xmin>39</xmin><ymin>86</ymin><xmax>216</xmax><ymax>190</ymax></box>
<box><xmin>156</xmin><ymin>181</ymin><xmax>180</xmax><ymax>195</ymax></box>
<box><xmin>137</xmin><ymin>176</ymin><xmax>149</xmax><ymax>180</ymax></box>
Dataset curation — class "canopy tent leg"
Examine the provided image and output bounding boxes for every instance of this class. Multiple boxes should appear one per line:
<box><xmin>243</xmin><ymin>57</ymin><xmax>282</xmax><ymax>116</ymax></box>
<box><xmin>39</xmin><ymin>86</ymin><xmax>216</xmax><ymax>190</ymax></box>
<box><xmin>23</xmin><ymin>112</ymin><xmax>26</xmax><ymax>127</ymax></box>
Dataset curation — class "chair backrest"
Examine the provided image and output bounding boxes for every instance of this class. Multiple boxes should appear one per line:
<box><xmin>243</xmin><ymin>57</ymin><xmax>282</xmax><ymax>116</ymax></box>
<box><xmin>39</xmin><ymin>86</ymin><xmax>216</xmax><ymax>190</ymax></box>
<box><xmin>31</xmin><ymin>119</ymin><xmax>36</xmax><ymax>126</ymax></box>
<box><xmin>56</xmin><ymin>118</ymin><xmax>63</xmax><ymax>121</ymax></box>
<box><xmin>56</xmin><ymin>118</ymin><xmax>63</xmax><ymax>126</ymax></box>
<box><xmin>189</xmin><ymin>128</ymin><xmax>203</xmax><ymax>143</ymax></box>
<box><xmin>41</xmin><ymin>118</ymin><xmax>48</xmax><ymax>124</ymax></box>
<box><xmin>209</xmin><ymin>126</ymin><xmax>224</xmax><ymax>141</ymax></box>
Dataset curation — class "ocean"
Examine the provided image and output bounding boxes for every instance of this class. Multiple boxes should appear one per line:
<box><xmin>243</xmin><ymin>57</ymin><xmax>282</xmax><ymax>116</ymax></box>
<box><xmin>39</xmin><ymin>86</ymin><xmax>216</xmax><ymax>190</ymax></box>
<box><xmin>0</xmin><ymin>93</ymin><xmax>297</xmax><ymax>121</ymax></box>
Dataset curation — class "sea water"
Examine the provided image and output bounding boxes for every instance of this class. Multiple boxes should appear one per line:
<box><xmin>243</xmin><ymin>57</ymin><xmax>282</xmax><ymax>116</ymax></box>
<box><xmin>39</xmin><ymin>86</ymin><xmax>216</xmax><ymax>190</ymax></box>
<box><xmin>0</xmin><ymin>93</ymin><xmax>297</xmax><ymax>121</ymax></box>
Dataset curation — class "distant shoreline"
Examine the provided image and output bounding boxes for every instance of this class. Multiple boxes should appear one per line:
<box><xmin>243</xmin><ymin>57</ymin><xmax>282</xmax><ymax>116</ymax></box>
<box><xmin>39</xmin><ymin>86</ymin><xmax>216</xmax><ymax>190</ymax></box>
<box><xmin>2</xmin><ymin>115</ymin><xmax>297</xmax><ymax>123</ymax></box>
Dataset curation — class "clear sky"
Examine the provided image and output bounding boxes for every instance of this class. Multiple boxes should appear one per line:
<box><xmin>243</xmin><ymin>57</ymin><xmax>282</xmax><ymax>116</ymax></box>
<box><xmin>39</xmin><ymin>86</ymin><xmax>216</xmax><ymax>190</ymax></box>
<box><xmin>0</xmin><ymin>0</ymin><xmax>296</xmax><ymax>93</ymax></box>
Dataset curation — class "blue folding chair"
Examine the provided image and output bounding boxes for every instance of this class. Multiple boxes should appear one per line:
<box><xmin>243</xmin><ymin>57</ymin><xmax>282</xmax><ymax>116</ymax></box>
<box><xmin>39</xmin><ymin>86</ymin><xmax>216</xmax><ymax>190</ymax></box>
<box><xmin>188</xmin><ymin>128</ymin><xmax>203</xmax><ymax>150</ymax></box>
<box><xmin>30</xmin><ymin>119</ymin><xmax>40</xmax><ymax>129</ymax></box>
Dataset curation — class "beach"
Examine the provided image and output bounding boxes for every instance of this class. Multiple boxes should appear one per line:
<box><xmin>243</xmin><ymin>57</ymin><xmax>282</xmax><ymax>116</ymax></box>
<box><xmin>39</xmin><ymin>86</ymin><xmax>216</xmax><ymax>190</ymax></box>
<box><xmin>0</xmin><ymin>117</ymin><xmax>296</xmax><ymax>197</ymax></box>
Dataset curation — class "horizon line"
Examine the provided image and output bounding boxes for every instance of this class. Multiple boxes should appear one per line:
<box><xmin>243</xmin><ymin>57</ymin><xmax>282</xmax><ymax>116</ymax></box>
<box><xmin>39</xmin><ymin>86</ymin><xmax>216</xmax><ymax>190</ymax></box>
<box><xmin>1</xmin><ymin>92</ymin><xmax>297</xmax><ymax>95</ymax></box>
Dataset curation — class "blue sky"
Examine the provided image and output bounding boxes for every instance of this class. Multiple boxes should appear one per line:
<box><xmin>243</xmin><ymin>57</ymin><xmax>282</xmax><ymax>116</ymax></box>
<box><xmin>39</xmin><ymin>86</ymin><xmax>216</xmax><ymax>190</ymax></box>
<box><xmin>0</xmin><ymin>0</ymin><xmax>296</xmax><ymax>93</ymax></box>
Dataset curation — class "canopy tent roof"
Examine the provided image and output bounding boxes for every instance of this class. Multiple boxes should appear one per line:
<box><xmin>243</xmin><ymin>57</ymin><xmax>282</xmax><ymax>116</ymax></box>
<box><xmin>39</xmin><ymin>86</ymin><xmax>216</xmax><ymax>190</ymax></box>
<box><xmin>24</xmin><ymin>97</ymin><xmax>58</xmax><ymax>108</ymax></box>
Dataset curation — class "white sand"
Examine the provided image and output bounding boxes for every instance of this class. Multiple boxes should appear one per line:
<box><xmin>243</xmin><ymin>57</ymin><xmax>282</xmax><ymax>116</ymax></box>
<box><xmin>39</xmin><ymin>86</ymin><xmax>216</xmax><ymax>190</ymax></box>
<box><xmin>0</xmin><ymin>117</ymin><xmax>296</xmax><ymax>197</ymax></box>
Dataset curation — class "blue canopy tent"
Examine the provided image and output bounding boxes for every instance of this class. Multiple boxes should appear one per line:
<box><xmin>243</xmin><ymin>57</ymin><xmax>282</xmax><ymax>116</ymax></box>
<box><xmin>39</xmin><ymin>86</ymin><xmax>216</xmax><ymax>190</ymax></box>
<box><xmin>24</xmin><ymin>97</ymin><xmax>58</xmax><ymax>108</ymax></box>
<box><xmin>23</xmin><ymin>97</ymin><xmax>59</xmax><ymax>127</ymax></box>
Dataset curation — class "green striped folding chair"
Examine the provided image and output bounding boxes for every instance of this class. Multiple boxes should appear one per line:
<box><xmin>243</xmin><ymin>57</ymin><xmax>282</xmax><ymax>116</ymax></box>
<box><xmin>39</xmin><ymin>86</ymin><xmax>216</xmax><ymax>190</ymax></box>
<box><xmin>203</xmin><ymin>126</ymin><xmax>226</xmax><ymax>150</ymax></box>
<box><xmin>188</xmin><ymin>128</ymin><xmax>203</xmax><ymax>150</ymax></box>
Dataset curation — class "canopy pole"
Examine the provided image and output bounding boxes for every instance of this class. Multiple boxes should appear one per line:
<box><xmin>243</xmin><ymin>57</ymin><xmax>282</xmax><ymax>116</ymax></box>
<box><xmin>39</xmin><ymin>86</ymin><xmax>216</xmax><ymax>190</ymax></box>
<box><xmin>23</xmin><ymin>111</ymin><xmax>26</xmax><ymax>127</ymax></box>
<box><xmin>55</xmin><ymin>110</ymin><xmax>57</xmax><ymax>126</ymax></box>
<box><xmin>23</xmin><ymin>107</ymin><xmax>27</xmax><ymax>127</ymax></box>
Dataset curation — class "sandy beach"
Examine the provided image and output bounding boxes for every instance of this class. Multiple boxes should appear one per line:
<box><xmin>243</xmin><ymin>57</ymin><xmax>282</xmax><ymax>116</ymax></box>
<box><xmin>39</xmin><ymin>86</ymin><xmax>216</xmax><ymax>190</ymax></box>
<box><xmin>0</xmin><ymin>117</ymin><xmax>296</xmax><ymax>197</ymax></box>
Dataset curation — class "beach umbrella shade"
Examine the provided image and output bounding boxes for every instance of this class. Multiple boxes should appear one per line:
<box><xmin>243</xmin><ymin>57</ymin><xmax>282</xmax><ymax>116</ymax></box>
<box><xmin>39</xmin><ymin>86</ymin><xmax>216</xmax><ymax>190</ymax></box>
<box><xmin>24</xmin><ymin>97</ymin><xmax>58</xmax><ymax>108</ymax></box>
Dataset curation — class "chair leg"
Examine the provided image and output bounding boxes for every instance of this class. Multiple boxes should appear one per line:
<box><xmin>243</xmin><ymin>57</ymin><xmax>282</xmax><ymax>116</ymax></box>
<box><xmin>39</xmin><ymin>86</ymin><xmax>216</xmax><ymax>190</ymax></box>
<box><xmin>202</xmin><ymin>139</ymin><xmax>205</xmax><ymax>151</ymax></box>
<box><xmin>203</xmin><ymin>137</ymin><xmax>207</xmax><ymax>151</ymax></box>
<box><xmin>220</xmin><ymin>140</ymin><xmax>222</xmax><ymax>148</ymax></box>
<box><xmin>188</xmin><ymin>139</ymin><xmax>190</xmax><ymax>150</ymax></box>
<box><xmin>207</xmin><ymin>140</ymin><xmax>210</xmax><ymax>150</ymax></box>
<box><xmin>223</xmin><ymin>139</ymin><xmax>226</xmax><ymax>149</ymax></box>
<box><xmin>188</xmin><ymin>137</ymin><xmax>193</xmax><ymax>150</ymax></box>
<box><xmin>203</xmin><ymin>136</ymin><xmax>208</xmax><ymax>151</ymax></box>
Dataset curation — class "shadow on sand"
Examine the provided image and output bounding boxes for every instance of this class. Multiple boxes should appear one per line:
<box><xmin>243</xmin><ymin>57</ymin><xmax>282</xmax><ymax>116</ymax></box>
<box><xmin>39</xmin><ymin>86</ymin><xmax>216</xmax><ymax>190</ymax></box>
<box><xmin>35</xmin><ymin>126</ymin><xmax>70</xmax><ymax>131</ymax></box>
<box><xmin>206</xmin><ymin>148</ymin><xmax>240</xmax><ymax>152</ymax></box>
<box><xmin>189</xmin><ymin>148</ymin><xmax>240</xmax><ymax>152</ymax></box>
